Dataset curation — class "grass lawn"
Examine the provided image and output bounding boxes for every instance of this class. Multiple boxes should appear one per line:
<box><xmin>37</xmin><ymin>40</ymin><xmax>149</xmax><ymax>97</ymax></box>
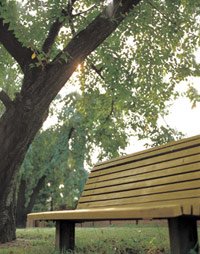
<box><xmin>0</xmin><ymin>224</ymin><xmax>198</xmax><ymax>253</ymax></box>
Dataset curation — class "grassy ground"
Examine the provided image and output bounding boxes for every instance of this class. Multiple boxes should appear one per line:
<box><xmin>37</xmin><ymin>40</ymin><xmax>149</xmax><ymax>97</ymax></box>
<box><xmin>0</xmin><ymin>224</ymin><xmax>198</xmax><ymax>254</ymax></box>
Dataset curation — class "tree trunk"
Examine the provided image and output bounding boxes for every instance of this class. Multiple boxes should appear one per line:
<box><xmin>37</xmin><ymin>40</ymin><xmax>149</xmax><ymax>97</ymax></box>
<box><xmin>0</xmin><ymin>199</ymin><xmax>16</xmax><ymax>243</ymax></box>
<box><xmin>0</xmin><ymin>175</ymin><xmax>17</xmax><ymax>243</ymax></box>
<box><xmin>0</xmin><ymin>97</ymin><xmax>47</xmax><ymax>241</ymax></box>
<box><xmin>0</xmin><ymin>56</ymin><xmax>77</xmax><ymax>240</ymax></box>
<box><xmin>0</xmin><ymin>65</ymin><xmax>70</xmax><ymax>242</ymax></box>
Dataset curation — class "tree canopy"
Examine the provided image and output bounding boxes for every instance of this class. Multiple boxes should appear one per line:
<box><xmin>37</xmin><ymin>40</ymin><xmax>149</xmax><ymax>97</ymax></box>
<box><xmin>1</xmin><ymin>0</ymin><xmax>199</xmax><ymax>145</ymax></box>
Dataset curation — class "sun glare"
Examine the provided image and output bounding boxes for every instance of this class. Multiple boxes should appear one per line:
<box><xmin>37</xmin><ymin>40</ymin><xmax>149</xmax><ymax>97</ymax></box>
<box><xmin>77</xmin><ymin>64</ymin><xmax>82</xmax><ymax>72</ymax></box>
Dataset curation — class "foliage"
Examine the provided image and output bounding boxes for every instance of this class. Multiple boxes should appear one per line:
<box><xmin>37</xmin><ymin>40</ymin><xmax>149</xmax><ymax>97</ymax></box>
<box><xmin>186</xmin><ymin>85</ymin><xmax>200</xmax><ymax>109</ymax></box>
<box><xmin>47</xmin><ymin>0</ymin><xmax>200</xmax><ymax>158</ymax></box>
<box><xmin>143</xmin><ymin>125</ymin><xmax>184</xmax><ymax>148</ymax></box>
<box><xmin>0</xmin><ymin>46</ymin><xmax>21</xmax><ymax>116</ymax></box>
<box><xmin>1</xmin><ymin>0</ymin><xmax>200</xmax><ymax>153</ymax></box>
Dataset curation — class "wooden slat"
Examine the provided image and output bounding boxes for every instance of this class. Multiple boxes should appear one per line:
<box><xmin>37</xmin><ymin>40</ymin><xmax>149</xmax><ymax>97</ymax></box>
<box><xmin>77</xmin><ymin>196</ymin><xmax>200</xmax><ymax>210</ymax></box>
<box><xmin>78</xmin><ymin>189</ymin><xmax>200</xmax><ymax>208</ymax></box>
<box><xmin>94</xmin><ymin>135</ymin><xmax>200</xmax><ymax>171</ymax></box>
<box><xmin>79</xmin><ymin>180</ymin><xmax>200</xmax><ymax>203</ymax></box>
<box><xmin>83</xmin><ymin>166</ymin><xmax>200</xmax><ymax>192</ymax></box>
<box><xmin>79</xmin><ymin>137</ymin><xmax>200</xmax><ymax>211</ymax></box>
<box><xmin>88</xmin><ymin>154</ymin><xmax>200</xmax><ymax>184</ymax></box>
<box><xmin>82</xmin><ymin>172</ymin><xmax>199</xmax><ymax>197</ymax></box>
<box><xmin>28</xmin><ymin>204</ymin><xmax>183</xmax><ymax>221</ymax></box>
<box><xmin>90</xmin><ymin>146</ymin><xmax>200</xmax><ymax>179</ymax></box>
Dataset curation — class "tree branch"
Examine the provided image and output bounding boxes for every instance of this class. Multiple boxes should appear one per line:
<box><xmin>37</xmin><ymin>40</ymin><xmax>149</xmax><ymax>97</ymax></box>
<box><xmin>68</xmin><ymin>4</ymin><xmax>106</xmax><ymax>81</ymax></box>
<box><xmin>42</xmin><ymin>0</ymin><xmax>78</xmax><ymax>54</ymax></box>
<box><xmin>68</xmin><ymin>4</ymin><xmax>97</xmax><ymax>36</ymax></box>
<box><xmin>54</xmin><ymin>0</ymin><xmax>141</xmax><ymax>65</ymax></box>
<box><xmin>147</xmin><ymin>0</ymin><xmax>177</xmax><ymax>26</ymax></box>
<box><xmin>0</xmin><ymin>18</ymin><xmax>33</xmax><ymax>72</ymax></box>
<box><xmin>67</xmin><ymin>2</ymin><xmax>76</xmax><ymax>37</ymax></box>
<box><xmin>0</xmin><ymin>90</ymin><xmax>13</xmax><ymax>109</ymax></box>
<box><xmin>42</xmin><ymin>15</ymin><xmax>65</xmax><ymax>54</ymax></box>
<box><xmin>72</xmin><ymin>4</ymin><xmax>96</xmax><ymax>17</ymax></box>
<box><xmin>104</xmin><ymin>97</ymin><xmax>115</xmax><ymax>123</ymax></box>
<box><xmin>22</xmin><ymin>0</ymin><xmax>141</xmax><ymax>110</ymax></box>
<box><xmin>90</xmin><ymin>63</ymin><xmax>104</xmax><ymax>80</ymax></box>
<box><xmin>68</xmin><ymin>126</ymin><xmax>75</xmax><ymax>140</ymax></box>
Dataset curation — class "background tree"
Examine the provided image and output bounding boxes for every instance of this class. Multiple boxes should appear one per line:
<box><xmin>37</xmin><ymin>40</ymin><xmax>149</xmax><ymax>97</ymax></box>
<box><xmin>0</xmin><ymin>0</ymin><xmax>200</xmax><ymax>243</ymax></box>
<box><xmin>16</xmin><ymin>129</ymin><xmax>56</xmax><ymax>228</ymax></box>
<box><xmin>16</xmin><ymin>111</ymin><xmax>88</xmax><ymax>227</ymax></box>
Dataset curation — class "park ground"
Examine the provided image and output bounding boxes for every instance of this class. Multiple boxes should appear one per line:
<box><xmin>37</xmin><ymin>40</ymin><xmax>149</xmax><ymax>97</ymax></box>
<box><xmin>0</xmin><ymin>224</ymin><xmax>199</xmax><ymax>254</ymax></box>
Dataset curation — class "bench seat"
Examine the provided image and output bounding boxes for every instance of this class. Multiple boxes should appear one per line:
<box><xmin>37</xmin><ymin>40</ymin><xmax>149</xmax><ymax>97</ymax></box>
<box><xmin>28</xmin><ymin>134</ymin><xmax>200</xmax><ymax>254</ymax></box>
<box><xmin>27</xmin><ymin>205</ymin><xmax>181</xmax><ymax>221</ymax></box>
<box><xmin>28</xmin><ymin>201</ymin><xmax>200</xmax><ymax>221</ymax></box>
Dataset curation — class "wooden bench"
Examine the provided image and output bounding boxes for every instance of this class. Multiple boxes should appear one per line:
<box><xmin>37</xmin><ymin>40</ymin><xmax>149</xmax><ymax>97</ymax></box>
<box><xmin>28</xmin><ymin>135</ymin><xmax>200</xmax><ymax>254</ymax></box>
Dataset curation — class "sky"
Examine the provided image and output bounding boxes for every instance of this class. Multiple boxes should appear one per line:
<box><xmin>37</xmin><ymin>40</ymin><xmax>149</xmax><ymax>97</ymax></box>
<box><xmin>165</xmin><ymin>95</ymin><xmax>200</xmax><ymax>136</ymax></box>
<box><xmin>169</xmin><ymin>53</ymin><xmax>200</xmax><ymax>137</ymax></box>
<box><xmin>161</xmin><ymin>78</ymin><xmax>200</xmax><ymax>137</ymax></box>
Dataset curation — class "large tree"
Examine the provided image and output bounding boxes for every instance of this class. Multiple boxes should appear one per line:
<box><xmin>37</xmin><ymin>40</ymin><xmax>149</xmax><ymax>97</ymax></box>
<box><xmin>0</xmin><ymin>0</ymin><xmax>142</xmax><ymax>242</ymax></box>
<box><xmin>0</xmin><ymin>0</ymin><xmax>199</xmax><ymax>243</ymax></box>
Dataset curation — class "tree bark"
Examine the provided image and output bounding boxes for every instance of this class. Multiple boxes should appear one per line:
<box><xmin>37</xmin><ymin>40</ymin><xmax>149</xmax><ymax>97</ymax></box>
<box><xmin>0</xmin><ymin>0</ymin><xmax>141</xmax><ymax>242</ymax></box>
<box><xmin>0</xmin><ymin>175</ymin><xmax>17</xmax><ymax>243</ymax></box>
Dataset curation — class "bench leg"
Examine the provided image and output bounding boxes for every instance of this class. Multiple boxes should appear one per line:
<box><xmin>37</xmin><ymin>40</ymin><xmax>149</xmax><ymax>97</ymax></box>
<box><xmin>168</xmin><ymin>217</ymin><xmax>199</xmax><ymax>254</ymax></box>
<box><xmin>55</xmin><ymin>220</ymin><xmax>75</xmax><ymax>252</ymax></box>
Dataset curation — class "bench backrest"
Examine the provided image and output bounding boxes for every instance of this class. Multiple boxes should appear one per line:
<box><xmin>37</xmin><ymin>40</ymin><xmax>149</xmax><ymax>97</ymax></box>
<box><xmin>77</xmin><ymin>135</ymin><xmax>200</xmax><ymax>209</ymax></box>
